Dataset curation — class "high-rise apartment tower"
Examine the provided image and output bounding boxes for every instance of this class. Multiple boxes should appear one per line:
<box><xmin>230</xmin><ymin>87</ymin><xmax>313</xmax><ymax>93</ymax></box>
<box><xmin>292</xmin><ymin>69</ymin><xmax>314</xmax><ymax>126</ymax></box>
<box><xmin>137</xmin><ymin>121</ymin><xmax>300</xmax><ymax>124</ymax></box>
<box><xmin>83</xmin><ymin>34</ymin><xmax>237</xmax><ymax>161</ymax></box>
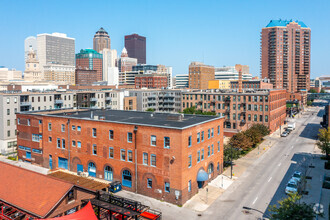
<box><xmin>261</xmin><ymin>19</ymin><xmax>311</xmax><ymax>92</ymax></box>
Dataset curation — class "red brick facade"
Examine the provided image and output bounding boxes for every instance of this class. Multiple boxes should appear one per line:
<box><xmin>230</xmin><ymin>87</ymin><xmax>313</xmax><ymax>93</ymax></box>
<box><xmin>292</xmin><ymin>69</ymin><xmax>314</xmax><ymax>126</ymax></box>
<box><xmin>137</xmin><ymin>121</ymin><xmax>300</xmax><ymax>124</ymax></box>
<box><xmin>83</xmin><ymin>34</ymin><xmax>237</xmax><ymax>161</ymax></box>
<box><xmin>135</xmin><ymin>75</ymin><xmax>168</xmax><ymax>89</ymax></box>
<box><xmin>16</xmin><ymin>111</ymin><xmax>224</xmax><ymax>205</ymax></box>
<box><xmin>231</xmin><ymin>80</ymin><xmax>273</xmax><ymax>89</ymax></box>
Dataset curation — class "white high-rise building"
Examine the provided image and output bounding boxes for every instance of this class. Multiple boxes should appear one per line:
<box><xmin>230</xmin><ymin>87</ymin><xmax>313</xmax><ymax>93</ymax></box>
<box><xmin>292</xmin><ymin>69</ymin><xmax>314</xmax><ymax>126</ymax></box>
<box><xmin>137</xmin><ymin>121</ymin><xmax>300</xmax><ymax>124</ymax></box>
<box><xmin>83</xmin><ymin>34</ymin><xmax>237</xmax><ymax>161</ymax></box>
<box><xmin>107</xmin><ymin>67</ymin><xmax>119</xmax><ymax>86</ymax></box>
<box><xmin>24</xmin><ymin>36</ymin><xmax>37</xmax><ymax>61</ymax></box>
<box><xmin>174</xmin><ymin>74</ymin><xmax>189</xmax><ymax>89</ymax></box>
<box><xmin>101</xmin><ymin>48</ymin><xmax>117</xmax><ymax>82</ymax></box>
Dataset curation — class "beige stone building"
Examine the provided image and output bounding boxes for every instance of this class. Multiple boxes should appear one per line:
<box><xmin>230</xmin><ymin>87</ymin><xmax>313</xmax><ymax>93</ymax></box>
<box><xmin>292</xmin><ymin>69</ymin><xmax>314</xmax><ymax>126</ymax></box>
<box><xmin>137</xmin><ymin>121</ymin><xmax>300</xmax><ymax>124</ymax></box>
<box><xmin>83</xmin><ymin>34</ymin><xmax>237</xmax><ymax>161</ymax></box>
<box><xmin>24</xmin><ymin>48</ymin><xmax>43</xmax><ymax>81</ymax></box>
<box><xmin>188</xmin><ymin>62</ymin><xmax>215</xmax><ymax>90</ymax></box>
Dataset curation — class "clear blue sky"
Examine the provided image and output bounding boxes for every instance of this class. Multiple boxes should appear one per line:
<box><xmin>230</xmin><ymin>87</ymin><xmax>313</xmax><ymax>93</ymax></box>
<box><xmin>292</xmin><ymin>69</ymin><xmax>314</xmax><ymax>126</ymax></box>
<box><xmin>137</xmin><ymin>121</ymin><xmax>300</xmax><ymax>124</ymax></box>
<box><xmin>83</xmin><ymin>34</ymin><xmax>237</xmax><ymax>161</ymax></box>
<box><xmin>1</xmin><ymin>0</ymin><xmax>329</xmax><ymax>78</ymax></box>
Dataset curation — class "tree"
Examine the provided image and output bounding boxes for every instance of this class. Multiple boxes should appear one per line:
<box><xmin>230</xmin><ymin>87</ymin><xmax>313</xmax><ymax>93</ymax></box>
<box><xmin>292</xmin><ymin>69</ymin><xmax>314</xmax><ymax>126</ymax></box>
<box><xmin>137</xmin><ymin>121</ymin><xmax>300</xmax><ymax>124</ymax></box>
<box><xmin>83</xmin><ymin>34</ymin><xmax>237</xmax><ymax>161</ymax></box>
<box><xmin>269</xmin><ymin>193</ymin><xmax>316</xmax><ymax>220</ymax></box>
<box><xmin>250</xmin><ymin>124</ymin><xmax>271</xmax><ymax>137</ymax></box>
<box><xmin>308</xmin><ymin>88</ymin><xmax>317</xmax><ymax>93</ymax></box>
<box><xmin>229</xmin><ymin>132</ymin><xmax>252</xmax><ymax>150</ymax></box>
<box><xmin>316</xmin><ymin>128</ymin><xmax>330</xmax><ymax>159</ymax></box>
<box><xmin>182</xmin><ymin>107</ymin><xmax>217</xmax><ymax>116</ymax></box>
<box><xmin>307</xmin><ymin>100</ymin><xmax>313</xmax><ymax>106</ymax></box>
<box><xmin>146</xmin><ymin>108</ymin><xmax>155</xmax><ymax>112</ymax></box>
<box><xmin>223</xmin><ymin>144</ymin><xmax>240</xmax><ymax>167</ymax></box>
<box><xmin>320</xmin><ymin>89</ymin><xmax>326</xmax><ymax>93</ymax></box>
<box><xmin>244</xmin><ymin>128</ymin><xmax>262</xmax><ymax>147</ymax></box>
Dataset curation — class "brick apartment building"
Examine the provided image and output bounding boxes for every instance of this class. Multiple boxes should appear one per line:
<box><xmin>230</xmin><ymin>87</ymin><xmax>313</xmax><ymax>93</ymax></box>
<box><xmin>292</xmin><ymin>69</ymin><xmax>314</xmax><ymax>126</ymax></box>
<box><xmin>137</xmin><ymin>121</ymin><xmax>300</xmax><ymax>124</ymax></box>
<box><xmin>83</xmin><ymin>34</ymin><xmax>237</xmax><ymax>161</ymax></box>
<box><xmin>230</xmin><ymin>80</ymin><xmax>273</xmax><ymax>90</ymax></box>
<box><xmin>182</xmin><ymin>89</ymin><xmax>286</xmax><ymax>134</ymax></box>
<box><xmin>16</xmin><ymin>109</ymin><xmax>224</xmax><ymax>205</ymax></box>
<box><xmin>135</xmin><ymin>75</ymin><xmax>168</xmax><ymax>89</ymax></box>
<box><xmin>75</xmin><ymin>69</ymin><xmax>98</xmax><ymax>85</ymax></box>
<box><xmin>189</xmin><ymin>62</ymin><xmax>215</xmax><ymax>90</ymax></box>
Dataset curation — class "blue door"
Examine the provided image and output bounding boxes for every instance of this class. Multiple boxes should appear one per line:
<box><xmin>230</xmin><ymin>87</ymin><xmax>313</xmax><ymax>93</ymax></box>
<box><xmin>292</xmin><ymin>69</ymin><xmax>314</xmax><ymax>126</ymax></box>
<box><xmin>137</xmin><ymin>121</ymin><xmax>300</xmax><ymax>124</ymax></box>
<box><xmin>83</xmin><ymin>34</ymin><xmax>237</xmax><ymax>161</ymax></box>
<box><xmin>104</xmin><ymin>166</ymin><xmax>113</xmax><ymax>181</ymax></box>
<box><xmin>122</xmin><ymin>170</ymin><xmax>132</xmax><ymax>188</ymax></box>
<box><xmin>26</xmin><ymin>151</ymin><xmax>31</xmax><ymax>159</ymax></box>
<box><xmin>49</xmin><ymin>155</ymin><xmax>53</xmax><ymax>170</ymax></box>
<box><xmin>77</xmin><ymin>164</ymin><xmax>83</xmax><ymax>173</ymax></box>
<box><xmin>88</xmin><ymin>162</ymin><xmax>96</xmax><ymax>177</ymax></box>
<box><xmin>58</xmin><ymin>157</ymin><xmax>68</xmax><ymax>169</ymax></box>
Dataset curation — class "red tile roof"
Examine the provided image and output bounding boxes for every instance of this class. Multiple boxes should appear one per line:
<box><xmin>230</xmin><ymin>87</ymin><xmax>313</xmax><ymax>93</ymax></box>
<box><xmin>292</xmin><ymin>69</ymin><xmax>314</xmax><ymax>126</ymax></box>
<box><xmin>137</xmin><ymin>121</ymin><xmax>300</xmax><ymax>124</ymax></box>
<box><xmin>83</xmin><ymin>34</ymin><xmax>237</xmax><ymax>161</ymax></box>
<box><xmin>0</xmin><ymin>161</ymin><xmax>73</xmax><ymax>218</ymax></box>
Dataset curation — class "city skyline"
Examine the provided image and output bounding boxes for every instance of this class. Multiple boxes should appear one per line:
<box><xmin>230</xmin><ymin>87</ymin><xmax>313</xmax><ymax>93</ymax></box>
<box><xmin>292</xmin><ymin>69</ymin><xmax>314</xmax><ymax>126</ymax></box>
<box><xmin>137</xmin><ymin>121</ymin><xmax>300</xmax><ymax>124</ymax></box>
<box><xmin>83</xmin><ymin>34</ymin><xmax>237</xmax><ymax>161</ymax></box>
<box><xmin>1</xmin><ymin>0</ymin><xmax>329</xmax><ymax>79</ymax></box>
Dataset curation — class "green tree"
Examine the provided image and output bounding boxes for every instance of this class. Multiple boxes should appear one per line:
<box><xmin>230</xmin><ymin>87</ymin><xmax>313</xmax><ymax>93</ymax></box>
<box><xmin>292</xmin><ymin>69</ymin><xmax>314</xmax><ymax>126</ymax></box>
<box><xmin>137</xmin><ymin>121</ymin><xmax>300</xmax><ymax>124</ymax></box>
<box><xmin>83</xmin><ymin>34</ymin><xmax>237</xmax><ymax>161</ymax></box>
<box><xmin>146</xmin><ymin>108</ymin><xmax>155</xmax><ymax>112</ymax></box>
<box><xmin>251</xmin><ymin>124</ymin><xmax>270</xmax><ymax>137</ymax></box>
<box><xmin>182</xmin><ymin>107</ymin><xmax>197</xmax><ymax>114</ymax></box>
<box><xmin>316</xmin><ymin>128</ymin><xmax>330</xmax><ymax>159</ymax></box>
<box><xmin>308</xmin><ymin>88</ymin><xmax>317</xmax><ymax>93</ymax></box>
<box><xmin>269</xmin><ymin>193</ymin><xmax>316</xmax><ymax>220</ymax></box>
<box><xmin>229</xmin><ymin>132</ymin><xmax>252</xmax><ymax>150</ymax></box>
<box><xmin>223</xmin><ymin>144</ymin><xmax>240</xmax><ymax>167</ymax></box>
<box><xmin>244</xmin><ymin>128</ymin><xmax>262</xmax><ymax>147</ymax></box>
<box><xmin>320</xmin><ymin>89</ymin><xmax>326</xmax><ymax>93</ymax></box>
<box><xmin>307</xmin><ymin>100</ymin><xmax>313</xmax><ymax>106</ymax></box>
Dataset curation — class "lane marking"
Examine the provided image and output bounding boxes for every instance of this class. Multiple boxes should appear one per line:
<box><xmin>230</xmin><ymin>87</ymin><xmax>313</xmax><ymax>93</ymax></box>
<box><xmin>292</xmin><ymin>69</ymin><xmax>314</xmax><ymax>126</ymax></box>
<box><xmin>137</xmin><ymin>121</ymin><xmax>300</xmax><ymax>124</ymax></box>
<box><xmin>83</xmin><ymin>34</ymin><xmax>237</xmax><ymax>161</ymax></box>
<box><xmin>252</xmin><ymin>197</ymin><xmax>258</xmax><ymax>205</ymax></box>
<box><xmin>268</xmin><ymin>177</ymin><xmax>272</xmax><ymax>182</ymax></box>
<box><xmin>278</xmin><ymin>163</ymin><xmax>281</xmax><ymax>167</ymax></box>
<box><xmin>291</xmin><ymin>145</ymin><xmax>294</xmax><ymax>149</ymax></box>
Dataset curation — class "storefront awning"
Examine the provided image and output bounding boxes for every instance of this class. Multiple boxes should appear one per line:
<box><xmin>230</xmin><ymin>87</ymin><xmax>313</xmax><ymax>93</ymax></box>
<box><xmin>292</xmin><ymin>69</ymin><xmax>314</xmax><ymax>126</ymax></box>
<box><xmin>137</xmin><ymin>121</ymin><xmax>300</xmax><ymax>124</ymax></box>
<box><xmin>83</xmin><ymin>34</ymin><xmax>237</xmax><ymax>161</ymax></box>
<box><xmin>197</xmin><ymin>169</ymin><xmax>209</xmax><ymax>182</ymax></box>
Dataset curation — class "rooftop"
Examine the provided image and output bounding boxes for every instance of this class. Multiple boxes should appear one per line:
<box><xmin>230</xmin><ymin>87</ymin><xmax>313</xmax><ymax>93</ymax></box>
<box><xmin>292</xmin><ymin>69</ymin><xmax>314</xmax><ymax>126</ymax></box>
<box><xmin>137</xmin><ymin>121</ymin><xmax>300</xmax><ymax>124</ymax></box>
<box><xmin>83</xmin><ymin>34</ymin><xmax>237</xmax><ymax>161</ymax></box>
<box><xmin>23</xmin><ymin>109</ymin><xmax>220</xmax><ymax>129</ymax></box>
<box><xmin>77</xmin><ymin>49</ymin><xmax>101</xmax><ymax>54</ymax></box>
<box><xmin>183</xmin><ymin>89</ymin><xmax>283</xmax><ymax>95</ymax></box>
<box><xmin>266</xmin><ymin>19</ymin><xmax>308</xmax><ymax>28</ymax></box>
<box><xmin>0</xmin><ymin>161</ymin><xmax>73</xmax><ymax>218</ymax></box>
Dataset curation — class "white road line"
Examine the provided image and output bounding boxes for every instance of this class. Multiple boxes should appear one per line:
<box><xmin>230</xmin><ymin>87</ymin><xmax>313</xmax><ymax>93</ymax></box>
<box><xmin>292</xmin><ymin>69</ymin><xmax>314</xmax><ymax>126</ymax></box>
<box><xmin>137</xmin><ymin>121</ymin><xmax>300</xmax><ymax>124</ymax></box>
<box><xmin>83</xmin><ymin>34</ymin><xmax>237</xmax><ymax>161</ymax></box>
<box><xmin>268</xmin><ymin>177</ymin><xmax>272</xmax><ymax>182</ymax></box>
<box><xmin>291</xmin><ymin>145</ymin><xmax>294</xmax><ymax>149</ymax></box>
<box><xmin>252</xmin><ymin>197</ymin><xmax>258</xmax><ymax>205</ymax></box>
<box><xmin>278</xmin><ymin>163</ymin><xmax>281</xmax><ymax>167</ymax></box>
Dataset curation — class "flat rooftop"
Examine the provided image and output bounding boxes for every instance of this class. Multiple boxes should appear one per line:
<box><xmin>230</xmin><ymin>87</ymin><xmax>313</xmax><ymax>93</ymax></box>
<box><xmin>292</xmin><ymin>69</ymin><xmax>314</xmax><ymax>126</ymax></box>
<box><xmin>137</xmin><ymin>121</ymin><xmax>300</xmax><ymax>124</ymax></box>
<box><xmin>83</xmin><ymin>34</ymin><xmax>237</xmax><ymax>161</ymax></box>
<box><xmin>25</xmin><ymin>109</ymin><xmax>220</xmax><ymax>129</ymax></box>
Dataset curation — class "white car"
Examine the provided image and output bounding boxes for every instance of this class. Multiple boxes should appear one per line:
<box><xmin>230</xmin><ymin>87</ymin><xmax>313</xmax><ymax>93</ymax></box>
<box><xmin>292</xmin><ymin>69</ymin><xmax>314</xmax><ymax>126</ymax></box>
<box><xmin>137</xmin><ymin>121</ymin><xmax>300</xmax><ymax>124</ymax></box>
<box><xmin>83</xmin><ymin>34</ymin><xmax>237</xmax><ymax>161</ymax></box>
<box><xmin>285</xmin><ymin>178</ymin><xmax>298</xmax><ymax>194</ymax></box>
<box><xmin>281</xmin><ymin>131</ymin><xmax>289</xmax><ymax>137</ymax></box>
<box><xmin>292</xmin><ymin>171</ymin><xmax>302</xmax><ymax>183</ymax></box>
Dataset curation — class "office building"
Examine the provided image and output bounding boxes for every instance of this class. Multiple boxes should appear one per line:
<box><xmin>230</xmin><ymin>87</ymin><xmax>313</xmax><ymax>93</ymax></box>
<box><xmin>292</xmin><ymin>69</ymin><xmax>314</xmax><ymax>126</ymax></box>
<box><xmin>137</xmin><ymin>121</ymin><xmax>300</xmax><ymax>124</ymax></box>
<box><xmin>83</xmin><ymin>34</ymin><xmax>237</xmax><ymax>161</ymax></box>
<box><xmin>75</xmin><ymin>69</ymin><xmax>98</xmax><ymax>85</ymax></box>
<box><xmin>261</xmin><ymin>19</ymin><xmax>311</xmax><ymax>92</ymax></box>
<box><xmin>118</xmin><ymin>48</ymin><xmax>138</xmax><ymax>72</ymax></box>
<box><xmin>76</xmin><ymin>49</ymin><xmax>103</xmax><ymax>82</ymax></box>
<box><xmin>125</xmin><ymin>34</ymin><xmax>146</xmax><ymax>64</ymax></box>
<box><xmin>24</xmin><ymin>36</ymin><xmax>37</xmax><ymax>61</ymax></box>
<box><xmin>43</xmin><ymin>64</ymin><xmax>75</xmax><ymax>85</ymax></box>
<box><xmin>135</xmin><ymin>74</ymin><xmax>168</xmax><ymax>89</ymax></box>
<box><xmin>93</xmin><ymin>27</ymin><xmax>111</xmax><ymax>52</ymax></box>
<box><xmin>101</xmin><ymin>48</ymin><xmax>117</xmax><ymax>82</ymax></box>
<box><xmin>119</xmin><ymin>71</ymin><xmax>143</xmax><ymax>86</ymax></box>
<box><xmin>17</xmin><ymin>109</ymin><xmax>223</xmax><ymax>205</ymax></box>
<box><xmin>133</xmin><ymin>64</ymin><xmax>173</xmax><ymax>88</ymax></box>
<box><xmin>174</xmin><ymin>74</ymin><xmax>189</xmax><ymax>89</ymax></box>
<box><xmin>0</xmin><ymin>68</ymin><xmax>22</xmax><ymax>81</ymax></box>
<box><xmin>214</xmin><ymin>65</ymin><xmax>252</xmax><ymax>81</ymax></box>
<box><xmin>24</xmin><ymin>48</ymin><xmax>42</xmax><ymax>81</ymax></box>
<box><xmin>189</xmin><ymin>62</ymin><xmax>215</xmax><ymax>90</ymax></box>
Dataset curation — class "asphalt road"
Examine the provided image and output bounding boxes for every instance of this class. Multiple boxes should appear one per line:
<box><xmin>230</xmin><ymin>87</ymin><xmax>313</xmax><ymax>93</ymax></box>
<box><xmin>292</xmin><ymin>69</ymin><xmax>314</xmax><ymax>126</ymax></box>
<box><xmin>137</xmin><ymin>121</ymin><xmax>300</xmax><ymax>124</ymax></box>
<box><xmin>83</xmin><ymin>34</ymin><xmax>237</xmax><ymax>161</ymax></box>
<box><xmin>200</xmin><ymin>106</ymin><xmax>323</xmax><ymax>220</ymax></box>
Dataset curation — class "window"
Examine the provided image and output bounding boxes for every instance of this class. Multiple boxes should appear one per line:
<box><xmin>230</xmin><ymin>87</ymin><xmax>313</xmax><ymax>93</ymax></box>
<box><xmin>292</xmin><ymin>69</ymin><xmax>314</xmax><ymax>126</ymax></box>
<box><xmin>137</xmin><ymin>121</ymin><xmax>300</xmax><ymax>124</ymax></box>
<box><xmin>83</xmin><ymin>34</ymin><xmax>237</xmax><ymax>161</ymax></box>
<box><xmin>254</xmin><ymin>105</ymin><xmax>258</xmax><ymax>111</ymax></box>
<box><xmin>188</xmin><ymin>155</ymin><xmax>192</xmax><ymax>168</ymax></box>
<box><xmin>7</xmin><ymin>130</ymin><xmax>10</xmax><ymax>137</ymax></box>
<box><xmin>27</xmin><ymin>119</ymin><xmax>30</xmax><ymax>126</ymax></box>
<box><xmin>77</xmin><ymin>126</ymin><xmax>81</xmax><ymax>131</ymax></box>
<box><xmin>57</xmin><ymin>138</ymin><xmax>61</xmax><ymax>148</ymax></box>
<box><xmin>254</xmin><ymin>115</ymin><xmax>257</xmax><ymax>122</ymax></box>
<box><xmin>147</xmin><ymin>178</ymin><xmax>152</xmax><ymax>188</ymax></box>
<box><xmin>143</xmin><ymin>153</ymin><xmax>148</xmax><ymax>165</ymax></box>
<box><xmin>72</xmin><ymin>125</ymin><xmax>76</xmax><ymax>130</ymax></box>
<box><xmin>92</xmin><ymin>145</ymin><xmax>97</xmax><ymax>155</ymax></box>
<box><xmin>62</xmin><ymin>139</ymin><xmax>65</xmax><ymax>149</ymax></box>
<box><xmin>32</xmin><ymin>149</ymin><xmax>42</xmax><ymax>154</ymax></box>
<box><xmin>151</xmin><ymin>154</ymin><xmax>156</xmax><ymax>167</ymax></box>
<box><xmin>39</xmin><ymin>120</ymin><xmax>42</xmax><ymax>124</ymax></box>
<box><xmin>265</xmin><ymin>115</ymin><xmax>269</xmax><ymax>122</ymax></box>
<box><xmin>260</xmin><ymin>115</ymin><xmax>263</xmax><ymax>122</ymax></box>
<box><xmin>248</xmin><ymin>114</ymin><xmax>251</xmax><ymax>121</ymax></box>
<box><xmin>72</xmin><ymin>140</ymin><xmax>76</xmax><ymax>147</ymax></box>
<box><xmin>211</xmin><ymin>144</ymin><xmax>214</xmax><ymax>155</ymax></box>
<box><xmin>211</xmin><ymin>128</ymin><xmax>214</xmax><ymax>137</ymax></box>
<box><xmin>188</xmin><ymin>180</ymin><xmax>192</xmax><ymax>192</ymax></box>
<box><xmin>109</xmin><ymin>130</ymin><xmax>114</xmax><ymax>140</ymax></box>
<box><xmin>165</xmin><ymin>182</ymin><xmax>170</xmax><ymax>193</ymax></box>
<box><xmin>7</xmin><ymin>109</ymin><xmax>10</xmax><ymax>115</ymax></box>
<box><xmin>150</xmin><ymin>135</ymin><xmax>156</xmax><ymax>146</ymax></box>
<box><xmin>260</xmin><ymin>105</ymin><xmax>263</xmax><ymax>111</ymax></box>
<box><xmin>49</xmin><ymin>137</ymin><xmax>52</xmax><ymax>142</ymax></box>
<box><xmin>164</xmin><ymin>137</ymin><xmax>170</xmax><ymax>148</ymax></box>
<box><xmin>7</xmin><ymin>120</ymin><xmax>10</xmax><ymax>126</ymax></box>
<box><xmin>128</xmin><ymin>150</ymin><xmax>133</xmax><ymax>162</ymax></box>
<box><xmin>32</xmin><ymin>134</ymin><xmax>40</xmax><ymax>142</ymax></box>
<box><xmin>121</xmin><ymin>149</ymin><xmax>126</xmax><ymax>161</ymax></box>
<box><xmin>61</xmin><ymin>124</ymin><xmax>65</xmax><ymax>132</ymax></box>
<box><xmin>127</xmin><ymin>132</ymin><xmax>133</xmax><ymax>143</ymax></box>
<box><xmin>6</xmin><ymin>98</ymin><xmax>9</xmax><ymax>104</ymax></box>
<box><xmin>201</xmin><ymin>131</ymin><xmax>204</xmax><ymax>142</ymax></box>
<box><xmin>218</xmin><ymin>141</ymin><xmax>220</xmax><ymax>152</ymax></box>
<box><xmin>109</xmin><ymin>147</ymin><xmax>114</xmax><ymax>158</ymax></box>
<box><xmin>208</xmin><ymin>146</ymin><xmax>210</xmax><ymax>157</ymax></box>
<box><xmin>17</xmin><ymin>118</ymin><xmax>20</xmax><ymax>125</ymax></box>
<box><xmin>188</xmin><ymin>136</ymin><xmax>192</xmax><ymax>147</ymax></box>
<box><xmin>201</xmin><ymin>149</ymin><xmax>204</xmax><ymax>160</ymax></box>
<box><xmin>208</xmin><ymin>129</ymin><xmax>210</xmax><ymax>139</ymax></box>
<box><xmin>92</xmin><ymin>128</ymin><xmax>97</xmax><ymax>137</ymax></box>
<box><xmin>265</xmin><ymin>105</ymin><xmax>268</xmax><ymax>111</ymax></box>
<box><xmin>218</xmin><ymin>126</ymin><xmax>220</xmax><ymax>135</ymax></box>
<box><xmin>197</xmin><ymin>132</ymin><xmax>200</xmax><ymax>143</ymax></box>
<box><xmin>197</xmin><ymin>150</ymin><xmax>200</xmax><ymax>163</ymax></box>
<box><xmin>77</xmin><ymin>141</ymin><xmax>81</xmax><ymax>148</ymax></box>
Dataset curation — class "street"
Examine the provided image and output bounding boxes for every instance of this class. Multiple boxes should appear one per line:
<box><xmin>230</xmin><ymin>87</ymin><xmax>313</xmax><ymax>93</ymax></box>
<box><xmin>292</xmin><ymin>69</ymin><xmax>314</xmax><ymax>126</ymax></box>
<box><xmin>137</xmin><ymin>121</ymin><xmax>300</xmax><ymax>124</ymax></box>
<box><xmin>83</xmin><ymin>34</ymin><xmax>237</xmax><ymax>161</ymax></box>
<box><xmin>200</xmin><ymin>106</ymin><xmax>323</xmax><ymax>220</ymax></box>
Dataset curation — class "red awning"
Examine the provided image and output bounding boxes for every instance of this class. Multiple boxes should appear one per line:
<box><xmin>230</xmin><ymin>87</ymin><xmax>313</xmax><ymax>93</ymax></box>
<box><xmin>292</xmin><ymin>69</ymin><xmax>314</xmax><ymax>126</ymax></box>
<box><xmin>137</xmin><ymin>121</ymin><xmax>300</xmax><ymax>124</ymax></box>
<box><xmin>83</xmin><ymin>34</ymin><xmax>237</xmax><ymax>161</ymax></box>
<box><xmin>38</xmin><ymin>201</ymin><xmax>97</xmax><ymax>220</ymax></box>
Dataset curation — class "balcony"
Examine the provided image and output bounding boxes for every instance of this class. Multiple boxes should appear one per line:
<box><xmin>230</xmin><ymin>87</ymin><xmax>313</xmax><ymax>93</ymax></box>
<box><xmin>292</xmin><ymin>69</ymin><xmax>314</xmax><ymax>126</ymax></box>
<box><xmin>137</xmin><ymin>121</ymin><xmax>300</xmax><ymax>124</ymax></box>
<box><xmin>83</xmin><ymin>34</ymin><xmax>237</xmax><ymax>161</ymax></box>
<box><xmin>105</xmin><ymin>97</ymin><xmax>112</xmax><ymax>101</ymax></box>
<box><xmin>90</xmin><ymin>97</ymin><xmax>98</xmax><ymax>102</ymax></box>
<box><xmin>20</xmin><ymin>101</ymin><xmax>31</xmax><ymax>106</ymax></box>
<box><xmin>164</xmin><ymin>99</ymin><xmax>175</xmax><ymax>103</ymax></box>
<box><xmin>54</xmin><ymin>99</ymin><xmax>63</xmax><ymax>104</ymax></box>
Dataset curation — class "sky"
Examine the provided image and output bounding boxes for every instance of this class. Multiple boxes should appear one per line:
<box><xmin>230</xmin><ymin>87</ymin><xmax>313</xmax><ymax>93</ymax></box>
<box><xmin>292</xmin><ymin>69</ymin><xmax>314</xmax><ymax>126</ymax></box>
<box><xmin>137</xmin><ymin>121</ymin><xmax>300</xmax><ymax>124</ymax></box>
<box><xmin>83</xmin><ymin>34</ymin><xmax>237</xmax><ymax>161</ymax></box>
<box><xmin>0</xmin><ymin>0</ymin><xmax>329</xmax><ymax>78</ymax></box>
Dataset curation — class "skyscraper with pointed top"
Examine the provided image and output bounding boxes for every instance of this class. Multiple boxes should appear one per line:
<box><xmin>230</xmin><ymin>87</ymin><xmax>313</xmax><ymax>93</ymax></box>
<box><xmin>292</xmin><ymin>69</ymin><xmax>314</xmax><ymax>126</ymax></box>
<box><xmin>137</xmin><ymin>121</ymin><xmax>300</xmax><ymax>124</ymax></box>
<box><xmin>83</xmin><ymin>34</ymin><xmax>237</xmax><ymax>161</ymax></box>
<box><xmin>93</xmin><ymin>27</ymin><xmax>111</xmax><ymax>52</ymax></box>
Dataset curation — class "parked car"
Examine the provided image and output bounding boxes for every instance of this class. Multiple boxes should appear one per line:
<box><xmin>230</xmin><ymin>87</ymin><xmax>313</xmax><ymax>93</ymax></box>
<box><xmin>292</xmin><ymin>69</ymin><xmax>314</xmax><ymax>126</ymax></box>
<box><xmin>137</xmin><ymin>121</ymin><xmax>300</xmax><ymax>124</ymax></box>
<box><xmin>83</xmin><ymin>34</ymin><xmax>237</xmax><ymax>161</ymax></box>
<box><xmin>281</xmin><ymin>131</ymin><xmax>289</xmax><ymax>137</ymax></box>
<box><xmin>292</xmin><ymin>171</ymin><xmax>302</xmax><ymax>183</ymax></box>
<box><xmin>285</xmin><ymin>178</ymin><xmax>298</xmax><ymax>194</ymax></box>
<box><xmin>285</xmin><ymin>128</ymin><xmax>291</xmax><ymax>133</ymax></box>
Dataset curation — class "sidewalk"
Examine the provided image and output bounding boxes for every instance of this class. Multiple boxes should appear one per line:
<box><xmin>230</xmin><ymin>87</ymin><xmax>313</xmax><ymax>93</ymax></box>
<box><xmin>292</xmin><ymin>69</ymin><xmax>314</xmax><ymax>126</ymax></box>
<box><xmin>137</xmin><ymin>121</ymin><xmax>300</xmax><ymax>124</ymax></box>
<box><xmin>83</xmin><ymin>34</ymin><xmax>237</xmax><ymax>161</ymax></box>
<box><xmin>183</xmin><ymin>126</ymin><xmax>283</xmax><ymax>212</ymax></box>
<box><xmin>0</xmin><ymin>155</ymin><xmax>49</xmax><ymax>175</ymax></box>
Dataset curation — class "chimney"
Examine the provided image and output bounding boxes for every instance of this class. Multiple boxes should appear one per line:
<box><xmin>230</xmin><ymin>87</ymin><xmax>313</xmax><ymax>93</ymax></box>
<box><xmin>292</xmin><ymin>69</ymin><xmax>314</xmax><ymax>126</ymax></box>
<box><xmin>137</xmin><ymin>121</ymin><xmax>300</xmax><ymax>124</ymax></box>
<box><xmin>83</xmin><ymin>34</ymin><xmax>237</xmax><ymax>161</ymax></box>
<box><xmin>238</xmin><ymin>69</ymin><xmax>243</xmax><ymax>93</ymax></box>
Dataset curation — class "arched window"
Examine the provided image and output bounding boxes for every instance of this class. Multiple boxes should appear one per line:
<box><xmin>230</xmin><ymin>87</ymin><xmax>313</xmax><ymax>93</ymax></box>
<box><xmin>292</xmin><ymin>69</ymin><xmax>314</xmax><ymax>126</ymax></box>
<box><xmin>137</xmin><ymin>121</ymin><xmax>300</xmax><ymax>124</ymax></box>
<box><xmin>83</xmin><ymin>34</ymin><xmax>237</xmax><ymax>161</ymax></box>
<box><xmin>208</xmin><ymin>163</ymin><xmax>214</xmax><ymax>174</ymax></box>
<box><xmin>104</xmin><ymin>166</ymin><xmax>113</xmax><ymax>181</ymax></box>
<box><xmin>122</xmin><ymin>170</ymin><xmax>132</xmax><ymax>188</ymax></box>
<box><xmin>88</xmin><ymin>162</ymin><xmax>96</xmax><ymax>177</ymax></box>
